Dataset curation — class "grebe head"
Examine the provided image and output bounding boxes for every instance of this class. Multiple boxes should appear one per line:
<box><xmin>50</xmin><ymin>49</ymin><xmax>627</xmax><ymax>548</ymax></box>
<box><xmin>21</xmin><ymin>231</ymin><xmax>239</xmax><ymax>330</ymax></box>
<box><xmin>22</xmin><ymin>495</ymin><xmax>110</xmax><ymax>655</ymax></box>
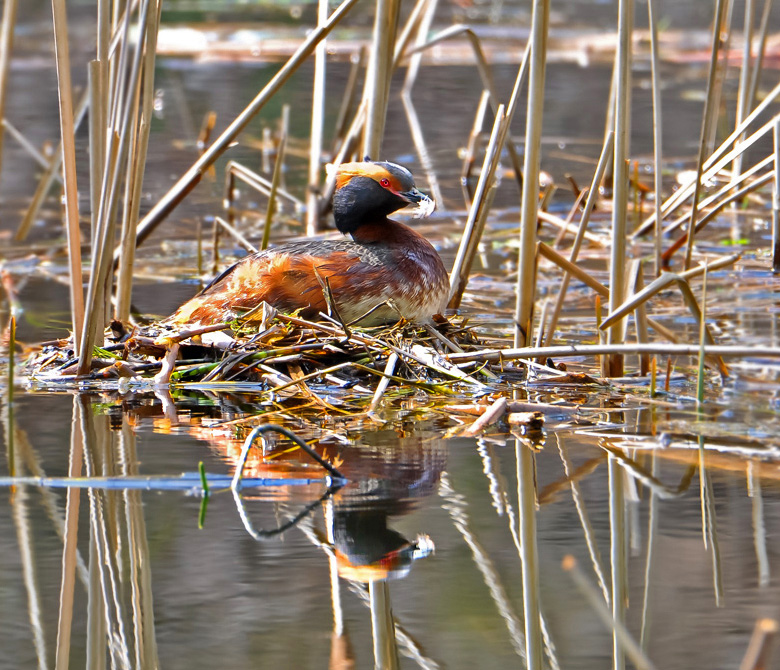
<box><xmin>330</xmin><ymin>160</ymin><xmax>434</xmax><ymax>235</ymax></box>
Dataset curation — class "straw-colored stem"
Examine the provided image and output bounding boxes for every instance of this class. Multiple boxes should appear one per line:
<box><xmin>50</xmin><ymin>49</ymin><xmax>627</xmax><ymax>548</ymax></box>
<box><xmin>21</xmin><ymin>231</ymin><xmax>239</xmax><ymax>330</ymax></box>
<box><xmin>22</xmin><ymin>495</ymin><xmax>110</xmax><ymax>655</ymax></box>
<box><xmin>639</xmin><ymin>454</ymin><xmax>659</xmax><ymax>650</ymax></box>
<box><xmin>51</xmin><ymin>0</ymin><xmax>86</xmax><ymax>349</ymax></box>
<box><xmin>332</xmin><ymin>47</ymin><xmax>365</xmax><ymax>151</ymax></box>
<box><xmin>15</xmin><ymin>92</ymin><xmax>89</xmax><ymax>242</ymax></box>
<box><xmin>79</xmin><ymin>0</ymin><xmax>154</xmax><ymax>374</ymax></box>
<box><xmin>647</xmin><ymin>0</ymin><xmax>663</xmax><ymax>276</ymax></box>
<box><xmin>116</xmin><ymin>0</ymin><xmax>161</xmax><ymax>322</ymax></box>
<box><xmin>517</xmin><ymin>439</ymin><xmax>543</xmax><ymax>668</ymax></box>
<box><xmin>405</xmin><ymin>25</ymin><xmax>528</xmax><ymax>194</ymax></box>
<box><xmin>608</xmin><ymin>454</ymin><xmax>627</xmax><ymax>670</ymax></box>
<box><xmin>544</xmin><ymin>131</ymin><xmax>614</xmax><ymax>346</ymax></box>
<box><xmin>731</xmin><ymin>0</ymin><xmax>755</xmax><ymax>185</ymax></box>
<box><xmin>261</xmin><ymin>106</ymin><xmax>288</xmax><ymax>251</ymax></box>
<box><xmin>634</xmin><ymin>83</ymin><xmax>780</xmax><ymax>237</ymax></box>
<box><xmin>514</xmin><ymin>1</ymin><xmax>549</xmax><ymax>349</ymax></box>
<box><xmin>773</xmin><ymin>118</ymin><xmax>780</xmax><ymax>272</ymax></box>
<box><xmin>55</xmin><ymin>400</ymin><xmax>84</xmax><ymax>670</ymax></box>
<box><xmin>305</xmin><ymin>0</ymin><xmax>329</xmax><ymax>236</ymax></box>
<box><xmin>605</xmin><ymin>0</ymin><xmax>633</xmax><ymax>376</ymax></box>
<box><xmin>747</xmin><ymin>461</ymin><xmax>770</xmax><ymax>587</ymax></box>
<box><xmin>1</xmin><ymin>119</ymin><xmax>55</xmax><ymax>171</ymax></box>
<box><xmin>446</xmin><ymin>342</ymin><xmax>780</xmax><ymax>365</ymax></box>
<box><xmin>563</xmin><ymin>555</ymin><xmax>657</xmax><ymax>670</ymax></box>
<box><xmin>0</xmin><ymin>0</ymin><xmax>19</xmax><ymax>171</ymax></box>
<box><xmin>124</xmin><ymin>0</ymin><xmax>359</xmax><ymax>258</ymax></box>
<box><xmin>746</xmin><ymin>0</ymin><xmax>771</xmax><ymax>112</ymax></box>
<box><xmin>683</xmin><ymin>0</ymin><xmax>730</xmax><ymax>270</ymax></box>
<box><xmin>363</xmin><ymin>0</ymin><xmax>398</xmax><ymax>158</ymax></box>
<box><xmin>448</xmin><ymin>106</ymin><xmax>506</xmax><ymax>308</ymax></box>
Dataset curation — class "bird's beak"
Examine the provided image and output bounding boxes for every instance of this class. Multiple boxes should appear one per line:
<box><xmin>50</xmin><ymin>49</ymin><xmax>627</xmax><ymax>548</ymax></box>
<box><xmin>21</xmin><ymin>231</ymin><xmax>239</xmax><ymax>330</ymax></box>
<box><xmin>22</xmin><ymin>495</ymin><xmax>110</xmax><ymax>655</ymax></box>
<box><xmin>400</xmin><ymin>188</ymin><xmax>436</xmax><ymax>218</ymax></box>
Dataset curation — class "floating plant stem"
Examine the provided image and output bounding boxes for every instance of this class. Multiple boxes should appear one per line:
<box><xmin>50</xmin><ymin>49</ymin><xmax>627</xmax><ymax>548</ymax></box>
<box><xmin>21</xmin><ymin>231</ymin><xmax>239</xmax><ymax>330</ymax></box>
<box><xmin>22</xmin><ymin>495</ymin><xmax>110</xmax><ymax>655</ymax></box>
<box><xmin>514</xmin><ymin>0</ymin><xmax>550</xmax><ymax>349</ymax></box>
<box><xmin>125</xmin><ymin>0</ymin><xmax>359</xmax><ymax>255</ymax></box>
<box><xmin>683</xmin><ymin>0</ymin><xmax>728</xmax><ymax>270</ymax></box>
<box><xmin>51</xmin><ymin>0</ymin><xmax>86</xmax><ymax>349</ymax></box>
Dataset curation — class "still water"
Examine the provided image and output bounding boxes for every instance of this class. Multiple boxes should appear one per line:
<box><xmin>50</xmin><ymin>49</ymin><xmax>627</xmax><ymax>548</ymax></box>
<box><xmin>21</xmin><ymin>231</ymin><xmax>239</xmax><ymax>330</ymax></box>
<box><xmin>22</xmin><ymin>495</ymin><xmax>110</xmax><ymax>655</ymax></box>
<box><xmin>2</xmin><ymin>2</ymin><xmax>780</xmax><ymax>669</ymax></box>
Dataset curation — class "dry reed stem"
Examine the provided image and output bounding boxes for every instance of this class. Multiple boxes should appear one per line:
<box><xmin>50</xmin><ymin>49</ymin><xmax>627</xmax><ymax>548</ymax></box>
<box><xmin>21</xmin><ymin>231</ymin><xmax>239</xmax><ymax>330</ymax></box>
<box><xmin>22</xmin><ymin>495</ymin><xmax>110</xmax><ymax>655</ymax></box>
<box><xmin>123</xmin><ymin>0</ymin><xmax>359</xmax><ymax>257</ymax></box>
<box><xmin>79</xmin><ymin>0</ymin><xmax>154</xmax><ymax>375</ymax></box>
<box><xmin>664</xmin><ymin>154</ymin><xmax>773</xmax><ymax>235</ymax></box>
<box><xmin>747</xmin><ymin>0</ymin><xmax>772</xmax><ymax>110</ymax></box>
<box><xmin>363</xmin><ymin>0</ymin><xmax>398</xmax><ymax>159</ymax></box>
<box><xmin>605</xmin><ymin>0</ymin><xmax>633</xmax><ymax>377</ymax></box>
<box><xmin>448</xmin><ymin>106</ymin><xmax>506</xmax><ymax>308</ymax></box>
<box><xmin>731</xmin><ymin>0</ymin><xmax>755</xmax><ymax>186</ymax></box>
<box><xmin>262</xmin><ymin>106</ymin><xmax>289</xmax><ymax>251</ymax></box>
<box><xmin>305</xmin><ymin>0</ymin><xmax>329</xmax><ymax>236</ymax></box>
<box><xmin>51</xmin><ymin>0</ymin><xmax>86</xmax><ymax>350</ymax></box>
<box><xmin>739</xmin><ymin>618</ymin><xmax>779</xmax><ymax>670</ymax></box>
<box><xmin>88</xmin><ymin>60</ymin><xmax>107</xmax><ymax>243</ymax></box>
<box><xmin>647</xmin><ymin>0</ymin><xmax>663</xmax><ymax>276</ymax></box>
<box><xmin>401</xmin><ymin>0</ymin><xmax>442</xmax><ymax>207</ymax></box>
<box><xmin>0</xmin><ymin>0</ymin><xmax>19</xmax><ymax>170</ymax></box>
<box><xmin>634</xmin><ymin>82</ymin><xmax>780</xmax><ymax>238</ymax></box>
<box><xmin>1</xmin><ymin>119</ymin><xmax>54</xmax><ymax>171</ymax></box>
<box><xmin>116</xmin><ymin>0</ymin><xmax>161</xmax><ymax>321</ymax></box>
<box><xmin>774</xmin><ymin>119</ymin><xmax>780</xmax><ymax>272</ymax></box>
<box><xmin>683</xmin><ymin>0</ymin><xmax>729</xmax><ymax>270</ymax></box>
<box><xmin>215</xmin><ymin>217</ymin><xmax>258</xmax><ymax>254</ymax></box>
<box><xmin>460</xmin><ymin>90</ymin><xmax>491</xmax><ymax>205</ymax></box>
<box><xmin>15</xmin><ymin>93</ymin><xmax>90</xmax><ymax>242</ymax></box>
<box><xmin>513</xmin><ymin>11</ymin><xmax>548</xmax><ymax>351</ymax></box>
<box><xmin>600</xmin><ymin>270</ymin><xmax>727</xmax><ymax>375</ymax></box>
<box><xmin>544</xmin><ymin>132</ymin><xmax>614</xmax><ymax>346</ymax></box>
<box><xmin>406</xmin><ymin>25</ymin><xmax>526</xmax><ymax>192</ymax></box>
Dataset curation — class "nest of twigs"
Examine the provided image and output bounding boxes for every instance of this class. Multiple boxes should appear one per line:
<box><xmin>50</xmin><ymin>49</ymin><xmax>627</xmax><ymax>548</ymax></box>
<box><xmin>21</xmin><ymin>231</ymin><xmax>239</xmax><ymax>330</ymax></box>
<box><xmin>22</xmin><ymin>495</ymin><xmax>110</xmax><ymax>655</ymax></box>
<box><xmin>20</xmin><ymin>308</ymin><xmax>507</xmax><ymax>404</ymax></box>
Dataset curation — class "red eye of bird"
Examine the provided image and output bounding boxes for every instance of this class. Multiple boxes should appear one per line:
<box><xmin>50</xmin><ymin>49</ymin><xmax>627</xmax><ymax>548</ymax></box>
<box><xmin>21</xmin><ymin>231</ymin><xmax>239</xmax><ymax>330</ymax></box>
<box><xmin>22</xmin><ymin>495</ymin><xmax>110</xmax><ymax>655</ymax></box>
<box><xmin>380</xmin><ymin>178</ymin><xmax>390</xmax><ymax>188</ymax></box>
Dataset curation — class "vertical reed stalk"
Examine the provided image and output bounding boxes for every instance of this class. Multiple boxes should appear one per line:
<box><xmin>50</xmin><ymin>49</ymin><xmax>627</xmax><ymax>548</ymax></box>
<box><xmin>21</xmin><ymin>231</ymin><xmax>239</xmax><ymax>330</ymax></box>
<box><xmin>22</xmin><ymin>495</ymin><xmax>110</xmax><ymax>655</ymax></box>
<box><xmin>363</xmin><ymin>0</ymin><xmax>399</xmax><ymax>158</ymax></box>
<box><xmin>731</xmin><ymin>0</ymin><xmax>755</xmax><ymax>185</ymax></box>
<box><xmin>261</xmin><ymin>106</ymin><xmax>289</xmax><ymax>251</ymax></box>
<box><xmin>306</xmin><ymin>0</ymin><xmax>329</xmax><ymax>236</ymax></box>
<box><xmin>544</xmin><ymin>131</ymin><xmax>614</xmax><ymax>346</ymax></box>
<box><xmin>0</xmin><ymin>0</ymin><xmax>19</xmax><ymax>171</ymax></box>
<box><xmin>5</xmin><ymin>316</ymin><xmax>15</xmax><ymax>480</ymax></box>
<box><xmin>772</xmin><ymin>117</ymin><xmax>780</xmax><ymax>273</ymax></box>
<box><xmin>517</xmin><ymin>439</ymin><xmax>543</xmax><ymax>669</ymax></box>
<box><xmin>513</xmin><ymin>0</ymin><xmax>550</xmax><ymax>349</ymax></box>
<box><xmin>639</xmin><ymin>454</ymin><xmax>659</xmax><ymax>650</ymax></box>
<box><xmin>448</xmin><ymin>106</ymin><xmax>506</xmax><ymax>308</ymax></box>
<box><xmin>51</xmin><ymin>0</ymin><xmax>86</xmax><ymax>349</ymax></box>
<box><xmin>747</xmin><ymin>0</ymin><xmax>771</xmax><ymax>111</ymax></box>
<box><xmin>646</xmin><ymin>0</ymin><xmax>663</xmax><ymax>277</ymax></box>
<box><xmin>608</xmin><ymin>453</ymin><xmax>627</xmax><ymax>670</ymax></box>
<box><xmin>747</xmin><ymin>462</ymin><xmax>770</xmax><ymax>587</ymax></box>
<box><xmin>79</xmin><ymin>0</ymin><xmax>153</xmax><ymax>374</ymax></box>
<box><xmin>55</xmin><ymin>400</ymin><xmax>84</xmax><ymax>670</ymax></box>
<box><xmin>605</xmin><ymin>0</ymin><xmax>633</xmax><ymax>376</ymax></box>
<box><xmin>116</xmin><ymin>0</ymin><xmax>161</xmax><ymax>321</ymax></box>
<box><xmin>369</xmin><ymin>580</ymin><xmax>400</xmax><ymax>670</ymax></box>
<box><xmin>683</xmin><ymin>0</ymin><xmax>729</xmax><ymax>271</ymax></box>
<box><xmin>125</xmin><ymin>0</ymin><xmax>359</xmax><ymax>255</ymax></box>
